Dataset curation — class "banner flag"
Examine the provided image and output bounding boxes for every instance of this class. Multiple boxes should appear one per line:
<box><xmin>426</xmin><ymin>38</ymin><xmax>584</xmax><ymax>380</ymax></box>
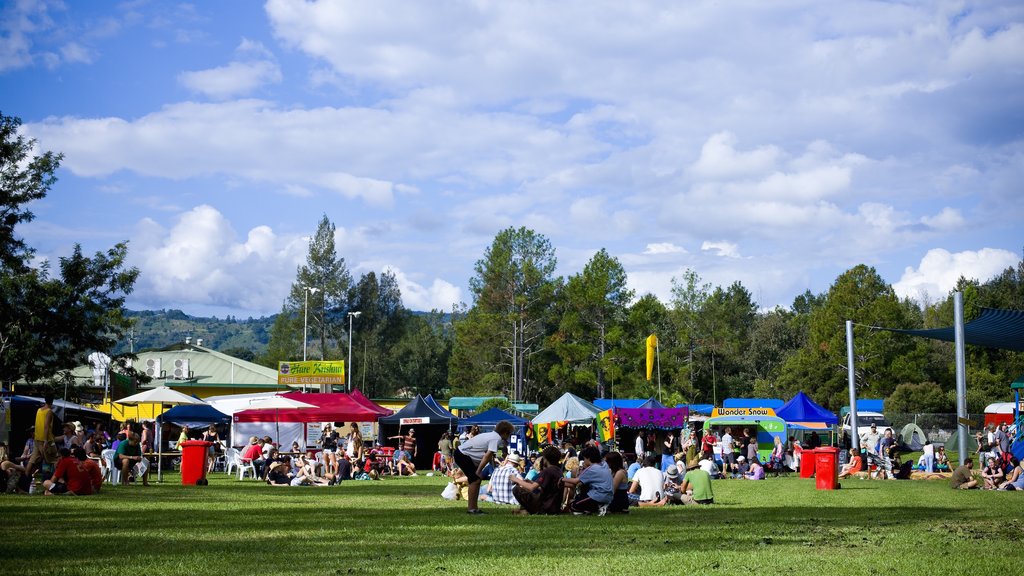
<box><xmin>596</xmin><ymin>409</ymin><xmax>615</xmax><ymax>442</ymax></box>
<box><xmin>646</xmin><ymin>334</ymin><xmax>658</xmax><ymax>381</ymax></box>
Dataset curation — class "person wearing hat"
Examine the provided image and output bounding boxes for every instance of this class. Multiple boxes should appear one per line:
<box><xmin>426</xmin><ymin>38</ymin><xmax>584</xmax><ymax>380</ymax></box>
<box><xmin>661</xmin><ymin>465</ymin><xmax>684</xmax><ymax>505</ymax></box>
<box><xmin>679</xmin><ymin>460</ymin><xmax>714</xmax><ymax>505</ymax></box>
<box><xmin>454</xmin><ymin>420</ymin><xmax>515</xmax><ymax>514</ymax></box>
<box><xmin>266</xmin><ymin>460</ymin><xmax>293</xmax><ymax>485</ymax></box>
<box><xmin>734</xmin><ymin>455</ymin><xmax>749</xmax><ymax>479</ymax></box>
<box><xmin>483</xmin><ymin>452</ymin><xmax>523</xmax><ymax>505</ymax></box>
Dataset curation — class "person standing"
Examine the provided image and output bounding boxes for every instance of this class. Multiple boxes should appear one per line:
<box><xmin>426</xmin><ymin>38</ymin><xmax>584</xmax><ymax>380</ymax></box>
<box><xmin>860</xmin><ymin>424</ymin><xmax>881</xmax><ymax>456</ymax></box>
<box><xmin>720</xmin><ymin>427</ymin><xmax>736</xmax><ymax>476</ymax></box>
<box><xmin>453</xmin><ymin>420</ymin><xmax>514</xmax><ymax>514</ymax></box>
<box><xmin>389</xmin><ymin>428</ymin><xmax>417</xmax><ymax>459</ymax></box>
<box><xmin>634</xmin><ymin>433</ymin><xmax>645</xmax><ymax>459</ymax></box>
<box><xmin>437</xmin><ymin>432</ymin><xmax>453</xmax><ymax>473</ymax></box>
<box><xmin>201</xmin><ymin>425</ymin><xmax>221</xmax><ymax>473</ymax></box>
<box><xmin>26</xmin><ymin>394</ymin><xmax>56</xmax><ymax>480</ymax></box>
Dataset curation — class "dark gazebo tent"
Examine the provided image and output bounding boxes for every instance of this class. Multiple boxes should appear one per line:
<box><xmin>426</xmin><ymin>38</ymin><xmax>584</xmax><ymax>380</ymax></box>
<box><xmin>378</xmin><ymin>395</ymin><xmax>458</xmax><ymax>469</ymax></box>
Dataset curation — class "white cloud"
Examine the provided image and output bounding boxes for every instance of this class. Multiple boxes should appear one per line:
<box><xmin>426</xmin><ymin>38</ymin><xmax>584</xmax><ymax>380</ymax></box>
<box><xmin>383</xmin><ymin>266</ymin><xmax>461</xmax><ymax>311</ymax></box>
<box><xmin>701</xmin><ymin>241</ymin><xmax>740</xmax><ymax>259</ymax></box>
<box><xmin>920</xmin><ymin>207</ymin><xmax>964</xmax><ymax>231</ymax></box>
<box><xmin>893</xmin><ymin>248</ymin><xmax>1020</xmax><ymax>304</ymax></box>
<box><xmin>644</xmin><ymin>242</ymin><xmax>685</xmax><ymax>255</ymax></box>
<box><xmin>179</xmin><ymin>60</ymin><xmax>282</xmax><ymax>99</ymax></box>
<box><xmin>129</xmin><ymin>205</ymin><xmax>307</xmax><ymax>312</ymax></box>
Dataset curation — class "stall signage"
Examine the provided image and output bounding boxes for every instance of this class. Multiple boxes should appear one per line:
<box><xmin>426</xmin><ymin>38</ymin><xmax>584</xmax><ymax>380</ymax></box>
<box><xmin>711</xmin><ymin>407</ymin><xmax>777</xmax><ymax>418</ymax></box>
<box><xmin>278</xmin><ymin>360</ymin><xmax>345</xmax><ymax>386</ymax></box>
<box><xmin>400</xmin><ymin>417</ymin><xmax>430</xmax><ymax>425</ymax></box>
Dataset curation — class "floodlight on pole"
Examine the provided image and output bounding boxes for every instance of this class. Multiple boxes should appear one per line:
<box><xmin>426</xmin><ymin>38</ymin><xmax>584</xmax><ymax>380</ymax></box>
<box><xmin>347</xmin><ymin>311</ymin><xmax>361</xmax><ymax>392</ymax></box>
<box><xmin>303</xmin><ymin>286</ymin><xmax>319</xmax><ymax>362</ymax></box>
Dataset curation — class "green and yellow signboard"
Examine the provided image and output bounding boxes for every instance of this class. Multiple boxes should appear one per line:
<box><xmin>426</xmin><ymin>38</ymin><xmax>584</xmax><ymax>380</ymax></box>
<box><xmin>278</xmin><ymin>360</ymin><xmax>345</xmax><ymax>387</ymax></box>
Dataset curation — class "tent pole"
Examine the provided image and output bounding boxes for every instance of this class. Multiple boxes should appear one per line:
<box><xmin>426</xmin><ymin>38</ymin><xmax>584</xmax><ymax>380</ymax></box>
<box><xmin>656</xmin><ymin>340</ymin><xmax>662</xmax><ymax>405</ymax></box>
<box><xmin>954</xmin><ymin>292</ymin><xmax>968</xmax><ymax>466</ymax></box>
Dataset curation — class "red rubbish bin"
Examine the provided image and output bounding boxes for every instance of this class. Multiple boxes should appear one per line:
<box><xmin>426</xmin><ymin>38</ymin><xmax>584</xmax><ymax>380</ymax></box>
<box><xmin>815</xmin><ymin>447</ymin><xmax>840</xmax><ymax>490</ymax></box>
<box><xmin>180</xmin><ymin>440</ymin><xmax>213</xmax><ymax>485</ymax></box>
<box><xmin>800</xmin><ymin>449</ymin><xmax>817</xmax><ymax>478</ymax></box>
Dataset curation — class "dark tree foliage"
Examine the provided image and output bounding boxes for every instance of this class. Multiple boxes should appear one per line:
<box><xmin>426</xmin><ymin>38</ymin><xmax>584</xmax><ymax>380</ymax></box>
<box><xmin>0</xmin><ymin>112</ymin><xmax>139</xmax><ymax>384</ymax></box>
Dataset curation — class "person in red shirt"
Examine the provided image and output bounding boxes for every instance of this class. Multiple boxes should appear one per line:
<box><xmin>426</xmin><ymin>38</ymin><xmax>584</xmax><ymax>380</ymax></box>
<box><xmin>839</xmin><ymin>449</ymin><xmax>863</xmax><ymax>479</ymax></box>
<box><xmin>44</xmin><ymin>447</ymin><xmax>97</xmax><ymax>495</ymax></box>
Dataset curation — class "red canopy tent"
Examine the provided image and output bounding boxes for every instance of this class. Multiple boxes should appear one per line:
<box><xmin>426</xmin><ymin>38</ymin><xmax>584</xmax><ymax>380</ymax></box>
<box><xmin>349</xmin><ymin>389</ymin><xmax>393</xmax><ymax>416</ymax></box>
<box><xmin>233</xmin><ymin>392</ymin><xmax>380</xmax><ymax>423</ymax></box>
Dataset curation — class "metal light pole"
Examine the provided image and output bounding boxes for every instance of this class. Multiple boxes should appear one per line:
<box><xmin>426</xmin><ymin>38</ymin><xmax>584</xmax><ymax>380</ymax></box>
<box><xmin>347</xmin><ymin>311</ymin><xmax>361</xmax><ymax>392</ymax></box>
<box><xmin>303</xmin><ymin>286</ymin><xmax>318</xmax><ymax>361</ymax></box>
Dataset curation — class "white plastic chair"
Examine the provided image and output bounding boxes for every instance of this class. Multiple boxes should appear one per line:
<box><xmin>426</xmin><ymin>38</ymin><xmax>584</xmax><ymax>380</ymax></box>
<box><xmin>101</xmin><ymin>449</ymin><xmax>119</xmax><ymax>484</ymax></box>
<box><xmin>227</xmin><ymin>446</ymin><xmax>256</xmax><ymax>477</ymax></box>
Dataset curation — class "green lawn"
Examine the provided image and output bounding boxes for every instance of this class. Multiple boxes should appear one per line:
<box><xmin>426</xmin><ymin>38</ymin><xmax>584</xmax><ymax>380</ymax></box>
<box><xmin>1</xmin><ymin>472</ymin><xmax>1021</xmax><ymax>575</ymax></box>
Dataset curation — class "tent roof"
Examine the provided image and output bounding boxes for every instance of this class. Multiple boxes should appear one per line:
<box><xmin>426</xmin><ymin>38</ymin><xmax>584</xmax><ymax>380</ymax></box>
<box><xmin>776</xmin><ymin>391</ymin><xmax>838</xmax><ymax>425</ymax></box>
<box><xmin>378</xmin><ymin>395</ymin><xmax>458</xmax><ymax>425</ymax></box>
<box><xmin>11</xmin><ymin>395</ymin><xmax>108</xmax><ymax>417</ymax></box>
<box><xmin>593</xmin><ymin>399</ymin><xmax>648</xmax><ymax>410</ymax></box>
<box><xmin>880</xmin><ymin>307</ymin><xmax>1024</xmax><ymax>352</ymax></box>
<box><xmin>423</xmin><ymin>395</ymin><xmax>458</xmax><ymax>420</ymax></box>
<box><xmin>233</xmin><ymin>392</ymin><xmax>380</xmax><ymax>423</ymax></box>
<box><xmin>447</xmin><ymin>396</ymin><xmax>506</xmax><ymax>411</ymax></box>
<box><xmin>459</xmin><ymin>407</ymin><xmax>529</xmax><ymax>426</ymax></box>
<box><xmin>532</xmin><ymin>392</ymin><xmax>601</xmax><ymax>424</ymax></box>
<box><xmin>159</xmin><ymin>404</ymin><xmax>230</xmax><ymax>425</ymax></box>
<box><xmin>638</xmin><ymin>398</ymin><xmax>667</xmax><ymax>409</ymax></box>
<box><xmin>349</xmin><ymin>389</ymin><xmax>393</xmax><ymax>416</ymax></box>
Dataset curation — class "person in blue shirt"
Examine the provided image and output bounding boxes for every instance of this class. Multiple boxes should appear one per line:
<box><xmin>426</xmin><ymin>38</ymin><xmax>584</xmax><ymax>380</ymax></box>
<box><xmin>626</xmin><ymin>454</ymin><xmax>642</xmax><ymax>481</ymax></box>
<box><xmin>563</xmin><ymin>445</ymin><xmax>613</xmax><ymax>515</ymax></box>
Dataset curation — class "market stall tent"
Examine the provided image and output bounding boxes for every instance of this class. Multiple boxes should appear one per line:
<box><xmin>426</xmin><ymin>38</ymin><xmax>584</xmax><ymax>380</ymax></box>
<box><xmin>532</xmin><ymin>393</ymin><xmax>601</xmax><ymax>424</ymax></box>
<box><xmin>459</xmin><ymin>407</ymin><xmax>530</xmax><ymax>454</ymax></box>
<box><xmin>378</xmin><ymin>395</ymin><xmax>458</xmax><ymax>469</ymax></box>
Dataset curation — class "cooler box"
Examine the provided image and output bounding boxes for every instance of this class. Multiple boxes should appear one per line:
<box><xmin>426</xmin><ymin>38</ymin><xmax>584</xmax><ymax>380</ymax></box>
<box><xmin>180</xmin><ymin>440</ymin><xmax>213</xmax><ymax>485</ymax></box>
<box><xmin>800</xmin><ymin>449</ymin><xmax>817</xmax><ymax>478</ymax></box>
<box><xmin>815</xmin><ymin>447</ymin><xmax>840</xmax><ymax>490</ymax></box>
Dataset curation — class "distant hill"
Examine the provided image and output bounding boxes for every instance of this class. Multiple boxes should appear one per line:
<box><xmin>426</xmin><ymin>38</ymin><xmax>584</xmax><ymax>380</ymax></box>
<box><xmin>116</xmin><ymin>310</ymin><xmax>275</xmax><ymax>361</ymax></box>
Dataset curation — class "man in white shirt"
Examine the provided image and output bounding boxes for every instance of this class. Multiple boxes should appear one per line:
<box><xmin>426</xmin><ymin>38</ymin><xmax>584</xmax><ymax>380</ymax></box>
<box><xmin>628</xmin><ymin>455</ymin><xmax>666</xmax><ymax>506</ymax></box>
<box><xmin>721</xmin><ymin>427</ymin><xmax>736</xmax><ymax>476</ymax></box>
<box><xmin>453</xmin><ymin>421</ymin><xmax>514</xmax><ymax>515</ymax></box>
<box><xmin>860</xmin><ymin>424</ymin><xmax>881</xmax><ymax>456</ymax></box>
<box><xmin>634</xmin><ymin>433</ymin><xmax>645</xmax><ymax>459</ymax></box>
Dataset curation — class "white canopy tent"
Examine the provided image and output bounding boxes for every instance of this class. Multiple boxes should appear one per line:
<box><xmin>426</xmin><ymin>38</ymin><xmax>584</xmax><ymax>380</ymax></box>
<box><xmin>531</xmin><ymin>392</ymin><xmax>601</xmax><ymax>424</ymax></box>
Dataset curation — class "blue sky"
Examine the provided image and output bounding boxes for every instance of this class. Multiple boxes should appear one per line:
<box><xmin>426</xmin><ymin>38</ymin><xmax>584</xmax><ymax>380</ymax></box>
<box><xmin>3</xmin><ymin>0</ymin><xmax>1022</xmax><ymax>318</ymax></box>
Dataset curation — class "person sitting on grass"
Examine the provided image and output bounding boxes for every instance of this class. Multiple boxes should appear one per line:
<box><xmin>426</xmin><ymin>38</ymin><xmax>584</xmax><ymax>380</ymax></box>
<box><xmin>43</xmin><ymin>447</ymin><xmax>101</xmax><ymax>496</ymax></box>
<box><xmin>981</xmin><ymin>457</ymin><xmax>1005</xmax><ymax>489</ymax></box>
<box><xmin>510</xmin><ymin>445</ymin><xmax>564</xmax><ymax>515</ymax></box>
<box><xmin>838</xmin><ymin>449</ymin><xmax>862</xmax><ymax>479</ymax></box>
<box><xmin>396</xmin><ymin>452</ymin><xmax>418</xmax><ymax>476</ymax></box>
<box><xmin>935</xmin><ymin>446</ymin><xmax>951</xmax><ymax>472</ymax></box>
<box><xmin>116</xmin><ymin>432</ymin><xmax>149</xmax><ymax>486</ymax></box>
<box><xmin>745</xmin><ymin>459</ymin><xmax>766</xmax><ymax>480</ymax></box>
<box><xmin>679</xmin><ymin>460</ymin><xmax>715</xmax><ymax>505</ymax></box>
<box><xmin>482</xmin><ymin>453</ymin><xmax>523</xmax><ymax>505</ymax></box>
<box><xmin>997</xmin><ymin>458</ymin><xmax>1023</xmax><ymax>491</ymax></box>
<box><xmin>628</xmin><ymin>455</ymin><xmax>666</xmax><ymax>507</ymax></box>
<box><xmin>734</xmin><ymin>455</ymin><xmax>749</xmax><ymax>478</ymax></box>
<box><xmin>1</xmin><ymin>442</ymin><xmax>30</xmax><ymax>494</ymax></box>
<box><xmin>950</xmin><ymin>458</ymin><xmax>978</xmax><ymax>489</ymax></box>
<box><xmin>562</xmin><ymin>445</ymin><xmax>613</xmax><ymax>515</ymax></box>
<box><xmin>266</xmin><ymin>461</ymin><xmax>293</xmax><ymax>485</ymax></box>
<box><xmin>604</xmin><ymin>451</ymin><xmax>630</xmax><ymax>513</ymax></box>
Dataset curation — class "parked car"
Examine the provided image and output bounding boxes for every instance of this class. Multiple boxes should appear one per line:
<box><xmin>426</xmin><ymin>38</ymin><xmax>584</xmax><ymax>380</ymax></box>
<box><xmin>841</xmin><ymin>411</ymin><xmax>891</xmax><ymax>448</ymax></box>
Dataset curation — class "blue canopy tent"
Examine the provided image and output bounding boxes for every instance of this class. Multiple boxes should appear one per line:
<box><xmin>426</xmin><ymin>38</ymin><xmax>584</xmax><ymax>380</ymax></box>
<box><xmin>159</xmin><ymin>404</ymin><xmax>231</xmax><ymax>428</ymax></box>
<box><xmin>776</xmin><ymin>391</ymin><xmax>838</xmax><ymax>448</ymax></box>
<box><xmin>458</xmin><ymin>407</ymin><xmax>530</xmax><ymax>454</ymax></box>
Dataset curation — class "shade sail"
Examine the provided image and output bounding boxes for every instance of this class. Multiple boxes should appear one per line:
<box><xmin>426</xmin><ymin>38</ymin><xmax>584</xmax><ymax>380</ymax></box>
<box><xmin>531</xmin><ymin>392</ymin><xmax>601</xmax><ymax>424</ymax></box>
<box><xmin>879</xmin><ymin>307</ymin><xmax>1024</xmax><ymax>352</ymax></box>
<box><xmin>775</xmin><ymin>391</ymin><xmax>838</xmax><ymax>425</ymax></box>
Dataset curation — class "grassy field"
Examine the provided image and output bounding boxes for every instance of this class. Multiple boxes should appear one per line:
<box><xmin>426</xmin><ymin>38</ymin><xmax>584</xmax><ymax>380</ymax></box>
<box><xmin>1</xmin><ymin>471</ymin><xmax>1021</xmax><ymax>575</ymax></box>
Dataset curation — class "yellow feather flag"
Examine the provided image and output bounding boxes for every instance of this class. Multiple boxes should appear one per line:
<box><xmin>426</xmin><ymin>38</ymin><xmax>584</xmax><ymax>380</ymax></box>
<box><xmin>646</xmin><ymin>334</ymin><xmax>658</xmax><ymax>380</ymax></box>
